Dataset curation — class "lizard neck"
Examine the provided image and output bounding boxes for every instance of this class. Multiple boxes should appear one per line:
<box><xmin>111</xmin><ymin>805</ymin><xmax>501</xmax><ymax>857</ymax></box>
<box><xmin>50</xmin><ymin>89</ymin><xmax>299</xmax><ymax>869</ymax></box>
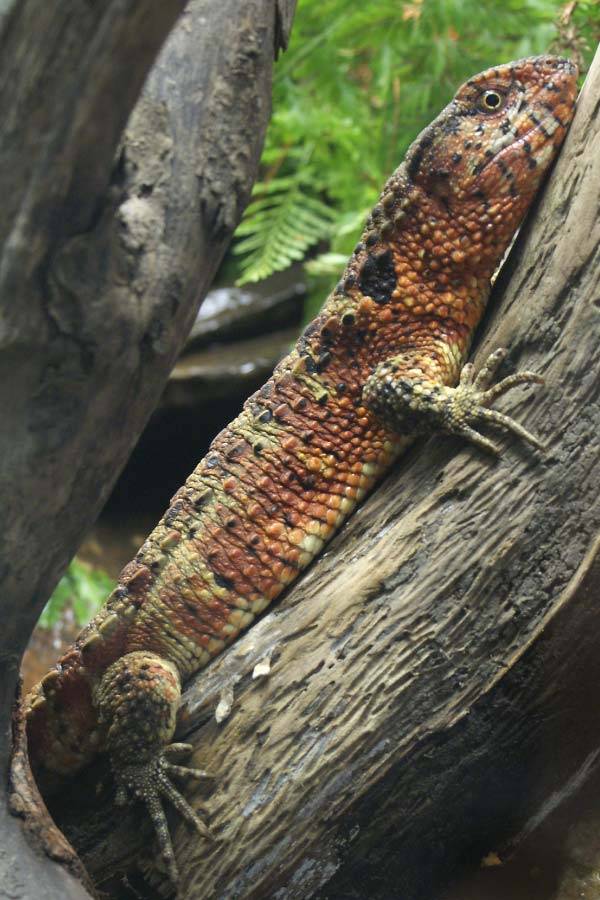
<box><xmin>335</xmin><ymin>162</ymin><xmax>536</xmax><ymax>340</ymax></box>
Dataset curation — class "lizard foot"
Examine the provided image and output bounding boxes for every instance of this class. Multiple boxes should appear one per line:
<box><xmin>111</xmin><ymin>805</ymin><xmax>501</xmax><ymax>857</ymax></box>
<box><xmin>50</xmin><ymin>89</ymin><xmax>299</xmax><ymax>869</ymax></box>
<box><xmin>448</xmin><ymin>347</ymin><xmax>545</xmax><ymax>455</ymax></box>
<box><xmin>364</xmin><ymin>346</ymin><xmax>544</xmax><ymax>456</ymax></box>
<box><xmin>114</xmin><ymin>742</ymin><xmax>214</xmax><ymax>883</ymax></box>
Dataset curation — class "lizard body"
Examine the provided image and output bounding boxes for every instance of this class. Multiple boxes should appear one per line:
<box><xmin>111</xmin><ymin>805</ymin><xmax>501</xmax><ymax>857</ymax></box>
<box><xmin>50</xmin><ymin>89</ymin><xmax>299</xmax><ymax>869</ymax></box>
<box><xmin>25</xmin><ymin>55</ymin><xmax>578</xmax><ymax>880</ymax></box>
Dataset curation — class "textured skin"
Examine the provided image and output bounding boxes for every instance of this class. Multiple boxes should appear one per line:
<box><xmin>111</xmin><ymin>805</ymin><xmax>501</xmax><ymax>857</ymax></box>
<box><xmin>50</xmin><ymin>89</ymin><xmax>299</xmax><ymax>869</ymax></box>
<box><xmin>26</xmin><ymin>56</ymin><xmax>578</xmax><ymax>879</ymax></box>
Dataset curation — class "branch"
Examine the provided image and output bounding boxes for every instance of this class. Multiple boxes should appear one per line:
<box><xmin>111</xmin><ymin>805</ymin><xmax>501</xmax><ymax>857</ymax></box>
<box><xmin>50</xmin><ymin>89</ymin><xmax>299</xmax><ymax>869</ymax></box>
<box><xmin>2</xmin><ymin>0</ymin><xmax>296</xmax><ymax>896</ymax></box>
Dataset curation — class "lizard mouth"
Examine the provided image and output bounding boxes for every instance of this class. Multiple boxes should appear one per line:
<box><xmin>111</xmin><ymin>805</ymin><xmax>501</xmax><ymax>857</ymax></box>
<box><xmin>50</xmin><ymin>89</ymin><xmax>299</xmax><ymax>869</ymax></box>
<box><xmin>479</xmin><ymin>117</ymin><xmax>558</xmax><ymax>180</ymax></box>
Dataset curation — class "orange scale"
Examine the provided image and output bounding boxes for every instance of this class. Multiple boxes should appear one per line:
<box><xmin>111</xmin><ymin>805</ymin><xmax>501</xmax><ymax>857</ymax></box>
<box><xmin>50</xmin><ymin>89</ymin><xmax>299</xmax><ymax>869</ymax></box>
<box><xmin>243</xmin><ymin>565</ymin><xmax>261</xmax><ymax>584</ymax></box>
<box><xmin>289</xmin><ymin>528</ymin><xmax>307</xmax><ymax>546</ymax></box>
<box><xmin>265</xmin><ymin>580</ymin><xmax>283</xmax><ymax>602</ymax></box>
<box><xmin>325</xmin><ymin>509</ymin><xmax>339</xmax><ymax>526</ymax></box>
<box><xmin>269</xmin><ymin>560</ymin><xmax>286</xmax><ymax>580</ymax></box>
<box><xmin>280</xmin><ymin>566</ymin><xmax>298</xmax><ymax>584</ymax></box>
<box><xmin>363</xmin><ymin>450</ymin><xmax>380</xmax><ymax>464</ymax></box>
<box><xmin>305</xmin><ymin>502</ymin><xmax>329</xmax><ymax>520</ymax></box>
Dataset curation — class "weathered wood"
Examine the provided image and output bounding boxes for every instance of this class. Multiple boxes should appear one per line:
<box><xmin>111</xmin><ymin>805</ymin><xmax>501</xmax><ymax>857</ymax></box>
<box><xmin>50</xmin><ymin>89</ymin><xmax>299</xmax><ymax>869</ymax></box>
<box><xmin>53</xmin><ymin>46</ymin><xmax>600</xmax><ymax>899</ymax></box>
<box><xmin>1</xmin><ymin>0</ymin><xmax>296</xmax><ymax>896</ymax></box>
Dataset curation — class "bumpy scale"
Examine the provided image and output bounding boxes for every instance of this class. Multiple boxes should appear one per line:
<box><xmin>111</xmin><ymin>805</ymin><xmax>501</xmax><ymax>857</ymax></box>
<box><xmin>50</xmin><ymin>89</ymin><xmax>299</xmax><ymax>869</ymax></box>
<box><xmin>26</xmin><ymin>56</ymin><xmax>578</xmax><ymax>881</ymax></box>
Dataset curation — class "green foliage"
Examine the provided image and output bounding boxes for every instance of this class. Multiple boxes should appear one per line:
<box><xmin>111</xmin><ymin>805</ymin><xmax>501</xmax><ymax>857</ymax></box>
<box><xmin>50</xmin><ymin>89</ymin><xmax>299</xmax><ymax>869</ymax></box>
<box><xmin>233</xmin><ymin>174</ymin><xmax>335</xmax><ymax>283</ymax></box>
<box><xmin>233</xmin><ymin>0</ymin><xmax>598</xmax><ymax>307</ymax></box>
<box><xmin>39</xmin><ymin>559</ymin><xmax>114</xmax><ymax>630</ymax></box>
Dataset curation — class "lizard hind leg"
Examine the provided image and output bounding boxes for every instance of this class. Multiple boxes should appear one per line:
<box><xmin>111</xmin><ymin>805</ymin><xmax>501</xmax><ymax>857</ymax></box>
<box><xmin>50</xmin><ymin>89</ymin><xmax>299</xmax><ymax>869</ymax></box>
<box><xmin>363</xmin><ymin>346</ymin><xmax>545</xmax><ymax>456</ymax></box>
<box><xmin>95</xmin><ymin>651</ymin><xmax>212</xmax><ymax>882</ymax></box>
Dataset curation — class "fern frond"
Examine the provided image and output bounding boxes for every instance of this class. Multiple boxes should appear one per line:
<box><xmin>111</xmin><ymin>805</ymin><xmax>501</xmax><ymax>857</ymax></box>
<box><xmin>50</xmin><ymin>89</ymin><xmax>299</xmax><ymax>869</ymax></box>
<box><xmin>304</xmin><ymin>252</ymin><xmax>348</xmax><ymax>278</ymax></box>
<box><xmin>234</xmin><ymin>175</ymin><xmax>335</xmax><ymax>285</ymax></box>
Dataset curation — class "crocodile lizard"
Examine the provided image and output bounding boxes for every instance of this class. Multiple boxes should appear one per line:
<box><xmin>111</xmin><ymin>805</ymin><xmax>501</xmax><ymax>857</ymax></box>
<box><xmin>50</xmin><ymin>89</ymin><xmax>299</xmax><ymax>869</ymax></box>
<box><xmin>25</xmin><ymin>55</ymin><xmax>578</xmax><ymax>882</ymax></box>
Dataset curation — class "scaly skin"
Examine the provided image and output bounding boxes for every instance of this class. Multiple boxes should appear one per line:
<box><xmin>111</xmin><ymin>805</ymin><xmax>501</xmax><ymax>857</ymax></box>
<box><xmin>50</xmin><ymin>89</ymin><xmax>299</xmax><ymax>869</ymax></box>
<box><xmin>26</xmin><ymin>56</ymin><xmax>578</xmax><ymax>881</ymax></box>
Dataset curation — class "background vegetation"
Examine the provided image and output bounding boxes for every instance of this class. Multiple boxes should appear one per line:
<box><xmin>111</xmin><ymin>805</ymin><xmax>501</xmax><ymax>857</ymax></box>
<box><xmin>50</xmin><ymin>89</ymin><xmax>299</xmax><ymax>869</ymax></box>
<box><xmin>44</xmin><ymin>0</ymin><xmax>598</xmax><ymax>628</ymax></box>
<box><xmin>234</xmin><ymin>0</ymin><xmax>598</xmax><ymax>319</ymax></box>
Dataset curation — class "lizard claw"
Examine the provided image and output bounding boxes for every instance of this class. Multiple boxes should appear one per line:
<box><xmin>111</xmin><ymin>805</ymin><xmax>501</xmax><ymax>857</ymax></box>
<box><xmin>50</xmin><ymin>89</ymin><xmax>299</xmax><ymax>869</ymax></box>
<box><xmin>451</xmin><ymin>347</ymin><xmax>545</xmax><ymax>455</ymax></box>
<box><xmin>114</xmin><ymin>743</ymin><xmax>214</xmax><ymax>883</ymax></box>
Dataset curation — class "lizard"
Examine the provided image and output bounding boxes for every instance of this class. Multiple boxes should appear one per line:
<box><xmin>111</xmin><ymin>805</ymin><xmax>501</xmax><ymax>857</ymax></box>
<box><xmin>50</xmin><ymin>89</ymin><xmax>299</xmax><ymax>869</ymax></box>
<box><xmin>24</xmin><ymin>55</ymin><xmax>578</xmax><ymax>884</ymax></box>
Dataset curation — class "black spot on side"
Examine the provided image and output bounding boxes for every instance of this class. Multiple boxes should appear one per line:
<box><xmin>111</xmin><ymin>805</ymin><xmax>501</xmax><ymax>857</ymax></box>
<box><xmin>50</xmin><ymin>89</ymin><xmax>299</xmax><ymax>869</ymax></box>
<box><xmin>359</xmin><ymin>250</ymin><xmax>397</xmax><ymax>305</ymax></box>
<box><xmin>316</xmin><ymin>351</ymin><xmax>331</xmax><ymax>372</ymax></box>
<box><xmin>406</xmin><ymin>131</ymin><xmax>434</xmax><ymax>180</ymax></box>
<box><xmin>451</xmin><ymin>152</ymin><xmax>462</xmax><ymax>165</ymax></box>
<box><xmin>226</xmin><ymin>442</ymin><xmax>246</xmax><ymax>460</ymax></box>
<box><xmin>165</xmin><ymin>501</ymin><xmax>184</xmax><ymax>525</ymax></box>
<box><xmin>213</xmin><ymin>572</ymin><xmax>235</xmax><ymax>591</ymax></box>
<box><xmin>303</xmin><ymin>354</ymin><xmax>318</xmax><ymax>375</ymax></box>
<box><xmin>500</xmin><ymin>119</ymin><xmax>511</xmax><ymax>134</ymax></box>
<box><xmin>297</xmin><ymin>319</ymin><xmax>322</xmax><ymax>355</ymax></box>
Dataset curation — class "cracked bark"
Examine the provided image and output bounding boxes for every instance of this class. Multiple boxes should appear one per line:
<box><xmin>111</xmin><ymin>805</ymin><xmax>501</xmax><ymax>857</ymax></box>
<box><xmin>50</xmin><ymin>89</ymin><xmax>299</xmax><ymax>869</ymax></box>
<box><xmin>0</xmin><ymin>1</ymin><xmax>296</xmax><ymax>897</ymax></box>
<box><xmin>48</xmin><ymin>45</ymin><xmax>600</xmax><ymax>900</ymax></box>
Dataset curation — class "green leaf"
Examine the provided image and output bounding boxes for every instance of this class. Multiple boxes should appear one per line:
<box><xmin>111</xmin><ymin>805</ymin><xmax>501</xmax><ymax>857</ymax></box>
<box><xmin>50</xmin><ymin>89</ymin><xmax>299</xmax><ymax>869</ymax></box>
<box><xmin>39</xmin><ymin>559</ymin><xmax>114</xmax><ymax>630</ymax></box>
<box><xmin>234</xmin><ymin>175</ymin><xmax>336</xmax><ymax>285</ymax></box>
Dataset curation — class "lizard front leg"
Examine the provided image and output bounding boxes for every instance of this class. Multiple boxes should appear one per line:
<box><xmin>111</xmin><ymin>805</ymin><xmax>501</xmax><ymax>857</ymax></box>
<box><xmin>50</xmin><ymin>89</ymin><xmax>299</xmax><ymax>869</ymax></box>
<box><xmin>363</xmin><ymin>346</ymin><xmax>544</xmax><ymax>455</ymax></box>
<box><xmin>94</xmin><ymin>651</ymin><xmax>212</xmax><ymax>881</ymax></box>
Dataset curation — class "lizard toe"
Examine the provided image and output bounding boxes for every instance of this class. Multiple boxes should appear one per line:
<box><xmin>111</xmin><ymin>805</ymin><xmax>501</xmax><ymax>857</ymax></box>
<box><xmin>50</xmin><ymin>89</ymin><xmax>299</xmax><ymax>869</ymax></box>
<box><xmin>114</xmin><ymin>746</ymin><xmax>213</xmax><ymax>882</ymax></box>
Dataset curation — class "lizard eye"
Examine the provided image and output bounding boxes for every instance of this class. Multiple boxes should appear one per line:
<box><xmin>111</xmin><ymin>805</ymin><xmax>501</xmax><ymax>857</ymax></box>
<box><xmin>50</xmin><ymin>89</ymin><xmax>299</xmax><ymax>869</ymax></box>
<box><xmin>479</xmin><ymin>89</ymin><xmax>505</xmax><ymax>112</ymax></box>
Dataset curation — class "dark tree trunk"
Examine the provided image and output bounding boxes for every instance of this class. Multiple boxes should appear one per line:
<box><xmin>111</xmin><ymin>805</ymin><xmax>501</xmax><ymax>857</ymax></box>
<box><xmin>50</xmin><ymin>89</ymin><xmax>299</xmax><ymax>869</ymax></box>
<box><xmin>1</xmin><ymin>1</ymin><xmax>296</xmax><ymax>897</ymax></box>
<box><xmin>47</xmin><ymin>45</ymin><xmax>600</xmax><ymax>900</ymax></box>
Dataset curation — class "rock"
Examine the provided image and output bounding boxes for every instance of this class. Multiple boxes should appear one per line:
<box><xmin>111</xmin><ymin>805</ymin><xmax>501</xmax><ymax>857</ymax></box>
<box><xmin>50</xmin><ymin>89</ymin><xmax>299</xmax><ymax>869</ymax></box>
<box><xmin>185</xmin><ymin>266</ymin><xmax>306</xmax><ymax>350</ymax></box>
<box><xmin>163</xmin><ymin>327</ymin><xmax>298</xmax><ymax>411</ymax></box>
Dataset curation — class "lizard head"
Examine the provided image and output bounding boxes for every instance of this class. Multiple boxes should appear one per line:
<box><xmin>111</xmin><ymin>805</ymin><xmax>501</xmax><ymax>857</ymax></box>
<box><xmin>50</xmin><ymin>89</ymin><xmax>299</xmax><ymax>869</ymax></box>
<box><xmin>405</xmin><ymin>55</ymin><xmax>578</xmax><ymax>216</ymax></box>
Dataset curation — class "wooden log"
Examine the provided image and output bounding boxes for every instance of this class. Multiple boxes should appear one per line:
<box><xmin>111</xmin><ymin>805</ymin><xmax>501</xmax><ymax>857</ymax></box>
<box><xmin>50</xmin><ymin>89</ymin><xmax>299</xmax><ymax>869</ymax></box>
<box><xmin>50</xmin><ymin>45</ymin><xmax>600</xmax><ymax>899</ymax></box>
<box><xmin>2</xmin><ymin>1</ymin><xmax>296</xmax><ymax>897</ymax></box>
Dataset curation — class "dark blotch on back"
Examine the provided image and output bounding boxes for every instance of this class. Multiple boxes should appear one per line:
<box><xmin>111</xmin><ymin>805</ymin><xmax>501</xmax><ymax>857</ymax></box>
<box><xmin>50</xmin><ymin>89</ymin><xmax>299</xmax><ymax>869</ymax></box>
<box><xmin>359</xmin><ymin>250</ymin><xmax>397</xmax><ymax>304</ymax></box>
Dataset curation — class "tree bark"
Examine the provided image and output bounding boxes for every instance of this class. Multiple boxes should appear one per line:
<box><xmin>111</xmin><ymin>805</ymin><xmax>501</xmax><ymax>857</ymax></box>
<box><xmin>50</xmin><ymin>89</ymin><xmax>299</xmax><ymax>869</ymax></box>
<box><xmin>1</xmin><ymin>1</ymin><xmax>296</xmax><ymax>897</ymax></box>
<box><xmin>49</xmin><ymin>44</ymin><xmax>600</xmax><ymax>900</ymax></box>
